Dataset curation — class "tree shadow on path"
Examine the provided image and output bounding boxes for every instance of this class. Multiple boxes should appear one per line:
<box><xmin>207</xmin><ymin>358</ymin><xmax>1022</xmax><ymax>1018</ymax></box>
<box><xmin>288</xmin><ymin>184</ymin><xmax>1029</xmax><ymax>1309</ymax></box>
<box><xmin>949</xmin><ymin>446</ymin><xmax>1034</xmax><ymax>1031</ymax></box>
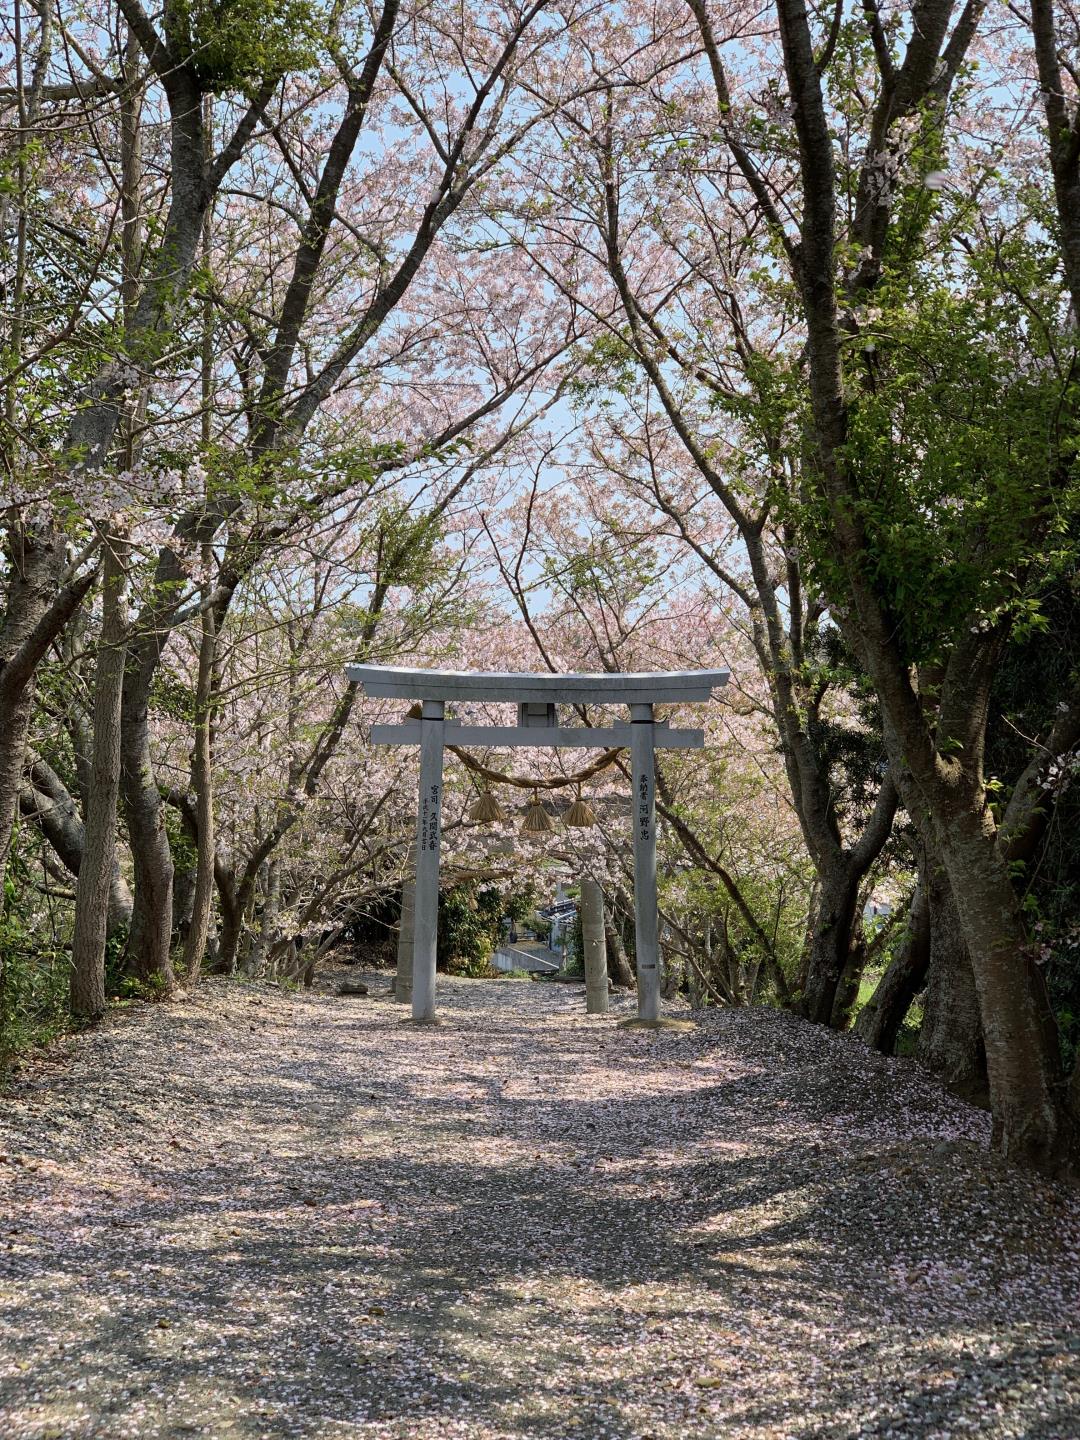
<box><xmin>1</xmin><ymin>974</ymin><xmax>1077</xmax><ymax>1439</ymax></box>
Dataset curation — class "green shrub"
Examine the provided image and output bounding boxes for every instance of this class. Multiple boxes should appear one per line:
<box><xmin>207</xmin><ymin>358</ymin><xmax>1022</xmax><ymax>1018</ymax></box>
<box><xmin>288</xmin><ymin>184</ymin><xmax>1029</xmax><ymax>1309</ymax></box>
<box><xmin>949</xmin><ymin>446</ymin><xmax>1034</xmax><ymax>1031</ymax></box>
<box><xmin>563</xmin><ymin>911</ymin><xmax>584</xmax><ymax>975</ymax></box>
<box><xmin>0</xmin><ymin>903</ymin><xmax>72</xmax><ymax>1073</ymax></box>
<box><xmin>438</xmin><ymin>885</ymin><xmax>500</xmax><ymax>976</ymax></box>
<box><xmin>530</xmin><ymin>913</ymin><xmax>552</xmax><ymax>945</ymax></box>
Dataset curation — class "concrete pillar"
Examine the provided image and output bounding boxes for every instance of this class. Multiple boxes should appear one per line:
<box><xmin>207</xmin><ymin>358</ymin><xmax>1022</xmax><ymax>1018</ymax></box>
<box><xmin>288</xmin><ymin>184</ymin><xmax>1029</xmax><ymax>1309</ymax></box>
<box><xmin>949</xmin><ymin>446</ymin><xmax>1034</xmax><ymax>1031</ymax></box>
<box><xmin>411</xmin><ymin>700</ymin><xmax>445</xmax><ymax>1022</ymax></box>
<box><xmin>580</xmin><ymin>876</ymin><xmax>608</xmax><ymax>1014</ymax></box>
<box><xmin>630</xmin><ymin>702</ymin><xmax>660</xmax><ymax>1022</ymax></box>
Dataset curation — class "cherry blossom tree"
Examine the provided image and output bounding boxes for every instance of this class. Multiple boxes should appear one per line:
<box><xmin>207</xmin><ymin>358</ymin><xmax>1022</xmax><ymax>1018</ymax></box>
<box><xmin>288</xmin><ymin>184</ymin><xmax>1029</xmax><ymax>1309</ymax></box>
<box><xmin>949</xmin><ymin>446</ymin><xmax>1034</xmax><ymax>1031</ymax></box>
<box><xmin>4</xmin><ymin>0</ymin><xmax>626</xmax><ymax>1000</ymax></box>
<box><xmin>474</xmin><ymin>471</ymin><xmax>811</xmax><ymax>1000</ymax></box>
<box><xmin>495</xmin><ymin>0</ymin><xmax>1079</xmax><ymax>1166</ymax></box>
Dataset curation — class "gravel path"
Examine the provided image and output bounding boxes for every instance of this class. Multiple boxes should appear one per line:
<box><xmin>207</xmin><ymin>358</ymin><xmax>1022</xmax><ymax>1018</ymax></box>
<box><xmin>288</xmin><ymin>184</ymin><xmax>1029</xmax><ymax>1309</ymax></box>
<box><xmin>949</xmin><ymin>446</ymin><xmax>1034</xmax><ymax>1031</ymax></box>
<box><xmin>1</xmin><ymin>971</ymin><xmax>1079</xmax><ymax>1440</ymax></box>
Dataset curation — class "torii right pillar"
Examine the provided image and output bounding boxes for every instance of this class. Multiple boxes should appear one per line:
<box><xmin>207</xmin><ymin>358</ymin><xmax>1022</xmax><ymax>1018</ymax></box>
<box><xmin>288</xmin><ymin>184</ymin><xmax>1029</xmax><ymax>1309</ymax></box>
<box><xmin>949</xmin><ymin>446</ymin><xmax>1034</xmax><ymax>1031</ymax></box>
<box><xmin>624</xmin><ymin>701</ymin><xmax>694</xmax><ymax>1031</ymax></box>
<box><xmin>630</xmin><ymin>702</ymin><xmax>660</xmax><ymax>1022</ymax></box>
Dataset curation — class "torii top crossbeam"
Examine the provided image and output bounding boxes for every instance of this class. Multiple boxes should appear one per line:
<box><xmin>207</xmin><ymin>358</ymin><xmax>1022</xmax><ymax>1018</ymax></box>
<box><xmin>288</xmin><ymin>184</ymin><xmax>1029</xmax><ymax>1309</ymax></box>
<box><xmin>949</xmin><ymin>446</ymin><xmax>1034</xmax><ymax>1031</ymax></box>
<box><xmin>349</xmin><ymin>664</ymin><xmax>728</xmax><ymax>1027</ymax></box>
<box><xmin>345</xmin><ymin>664</ymin><xmax>729</xmax><ymax>705</ymax></box>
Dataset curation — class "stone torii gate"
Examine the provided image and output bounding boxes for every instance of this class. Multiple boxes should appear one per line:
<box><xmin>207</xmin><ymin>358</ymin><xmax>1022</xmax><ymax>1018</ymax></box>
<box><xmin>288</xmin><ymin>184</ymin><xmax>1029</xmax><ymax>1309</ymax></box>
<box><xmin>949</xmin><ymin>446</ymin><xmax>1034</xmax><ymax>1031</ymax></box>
<box><xmin>346</xmin><ymin>665</ymin><xmax>729</xmax><ymax>1025</ymax></box>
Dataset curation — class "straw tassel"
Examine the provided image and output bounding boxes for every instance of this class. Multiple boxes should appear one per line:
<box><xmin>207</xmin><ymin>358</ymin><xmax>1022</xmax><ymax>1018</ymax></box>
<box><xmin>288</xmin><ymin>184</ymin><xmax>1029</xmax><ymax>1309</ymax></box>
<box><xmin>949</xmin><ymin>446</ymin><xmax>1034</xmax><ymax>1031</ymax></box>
<box><xmin>469</xmin><ymin>789</ymin><xmax>506</xmax><ymax>824</ymax></box>
<box><xmin>565</xmin><ymin>788</ymin><xmax>597</xmax><ymax>828</ymax></box>
<box><xmin>522</xmin><ymin>789</ymin><xmax>555</xmax><ymax>834</ymax></box>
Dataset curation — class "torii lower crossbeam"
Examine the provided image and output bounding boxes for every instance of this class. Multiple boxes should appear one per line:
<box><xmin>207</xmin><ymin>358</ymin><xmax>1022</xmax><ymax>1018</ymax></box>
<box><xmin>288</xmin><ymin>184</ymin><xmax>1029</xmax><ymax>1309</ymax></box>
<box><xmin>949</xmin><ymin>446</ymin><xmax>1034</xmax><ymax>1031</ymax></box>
<box><xmin>347</xmin><ymin>665</ymin><xmax>729</xmax><ymax>1024</ymax></box>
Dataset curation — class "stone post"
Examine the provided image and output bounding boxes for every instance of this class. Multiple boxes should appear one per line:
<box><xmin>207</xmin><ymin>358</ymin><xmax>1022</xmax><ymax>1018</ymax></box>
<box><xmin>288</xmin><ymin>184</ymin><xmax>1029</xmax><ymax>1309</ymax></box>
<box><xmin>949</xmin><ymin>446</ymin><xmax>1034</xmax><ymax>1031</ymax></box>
<box><xmin>580</xmin><ymin>876</ymin><xmax>608</xmax><ymax>1014</ymax></box>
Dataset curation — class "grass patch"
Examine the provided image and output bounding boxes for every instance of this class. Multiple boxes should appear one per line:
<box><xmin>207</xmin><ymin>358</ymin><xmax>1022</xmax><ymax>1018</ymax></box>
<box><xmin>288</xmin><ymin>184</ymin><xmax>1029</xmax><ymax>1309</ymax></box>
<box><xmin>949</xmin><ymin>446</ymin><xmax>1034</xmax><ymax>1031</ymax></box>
<box><xmin>855</xmin><ymin>971</ymin><xmax>880</xmax><ymax>1013</ymax></box>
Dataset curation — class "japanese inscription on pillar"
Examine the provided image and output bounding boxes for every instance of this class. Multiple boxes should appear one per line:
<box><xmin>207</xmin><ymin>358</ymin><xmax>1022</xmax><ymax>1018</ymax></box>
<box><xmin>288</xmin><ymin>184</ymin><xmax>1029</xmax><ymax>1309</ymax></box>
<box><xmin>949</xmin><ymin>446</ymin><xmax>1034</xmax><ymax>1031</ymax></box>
<box><xmin>420</xmin><ymin>781</ymin><xmax>441</xmax><ymax>853</ymax></box>
<box><xmin>637</xmin><ymin>772</ymin><xmax>652</xmax><ymax>845</ymax></box>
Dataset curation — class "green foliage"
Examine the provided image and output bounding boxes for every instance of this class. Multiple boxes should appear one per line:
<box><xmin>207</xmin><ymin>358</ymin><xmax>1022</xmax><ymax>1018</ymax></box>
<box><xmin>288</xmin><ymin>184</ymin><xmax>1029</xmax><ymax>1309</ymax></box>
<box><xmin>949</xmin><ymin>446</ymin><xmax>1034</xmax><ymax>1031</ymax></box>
<box><xmin>150</xmin><ymin>672</ymin><xmax>198</xmax><ymax>725</ymax></box>
<box><xmin>529</xmin><ymin>913</ymin><xmax>552</xmax><ymax>946</ymax></box>
<box><xmin>112</xmin><ymin>970</ymin><xmax>170</xmax><ymax>1001</ymax></box>
<box><xmin>104</xmin><ymin>926</ymin><xmax>132</xmax><ymax>999</ymax></box>
<box><xmin>165</xmin><ymin>0</ymin><xmax>323</xmax><ymax>93</ymax></box>
<box><xmin>438</xmin><ymin>886</ymin><xmax>502</xmax><ymax>977</ymax></box>
<box><xmin>893</xmin><ymin>995</ymin><xmax>925</xmax><ymax>1058</ymax></box>
<box><xmin>545</xmin><ymin>525</ymin><xmax>662</xmax><ymax>611</ymax></box>
<box><xmin>340</xmin><ymin>892</ymin><xmax>400</xmax><ymax>966</ymax></box>
<box><xmin>164</xmin><ymin>806</ymin><xmax>198</xmax><ymax>879</ymax></box>
<box><xmin>802</xmin><ymin>623</ymin><xmax>896</xmax><ymax>828</ymax></box>
<box><xmin>196</xmin><ymin>439</ymin><xmax>383</xmax><ymax>510</ymax></box>
<box><xmin>564</xmin><ymin>910</ymin><xmax>584</xmax><ymax>976</ymax></box>
<box><xmin>800</xmin><ymin>238</ymin><xmax>1079</xmax><ymax>666</ymax></box>
<box><xmin>0</xmin><ymin>869</ymin><xmax>72</xmax><ymax>1075</ymax></box>
<box><xmin>337</xmin><ymin>501</ymin><xmax>474</xmax><ymax>643</ymax></box>
<box><xmin>504</xmin><ymin>885</ymin><xmax>537</xmax><ymax>928</ymax></box>
<box><xmin>987</xmin><ymin>563</ymin><xmax>1080</xmax><ymax>1069</ymax></box>
<box><xmin>567</xmin><ymin>329</ymin><xmax>640</xmax><ymax>403</ymax></box>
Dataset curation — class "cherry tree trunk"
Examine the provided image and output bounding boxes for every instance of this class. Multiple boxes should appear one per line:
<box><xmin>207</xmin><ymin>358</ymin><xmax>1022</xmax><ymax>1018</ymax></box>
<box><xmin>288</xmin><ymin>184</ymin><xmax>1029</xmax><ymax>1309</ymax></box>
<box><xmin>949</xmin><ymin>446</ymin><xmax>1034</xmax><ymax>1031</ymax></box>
<box><xmin>854</xmin><ymin>881</ymin><xmax>931</xmax><ymax>1054</ymax></box>
<box><xmin>70</xmin><ymin>537</ymin><xmax>127</xmax><ymax>1018</ymax></box>
<box><xmin>0</xmin><ymin>528</ymin><xmax>64</xmax><ymax>905</ymax></box>
<box><xmin>799</xmin><ymin>861</ymin><xmax>862</xmax><ymax>1026</ymax></box>
<box><xmin>247</xmin><ymin>860</ymin><xmax>281</xmax><ymax>977</ymax></box>
<box><xmin>829</xmin><ymin>942</ymin><xmax>868</xmax><ymax>1031</ymax></box>
<box><xmin>20</xmin><ymin>760</ymin><xmax>133</xmax><ymax>936</ymax></box>
<box><xmin>172</xmin><ymin>856</ymin><xmax>196</xmax><ymax>944</ymax></box>
<box><xmin>603</xmin><ymin>907</ymin><xmax>636</xmax><ymax>989</ymax></box>
<box><xmin>0</xmin><ymin>679</ymin><xmax>35</xmax><ymax>907</ymax></box>
<box><xmin>180</xmin><ymin>575</ymin><xmax>216</xmax><ymax>985</ymax></box>
<box><xmin>216</xmin><ymin>883</ymin><xmax>242</xmax><ymax>977</ymax></box>
<box><xmin>934</xmin><ymin>796</ymin><xmax>1074</xmax><ymax>1169</ymax></box>
<box><xmin>917</xmin><ymin>867</ymin><xmax>988</xmax><ymax>1106</ymax></box>
<box><xmin>120</xmin><ymin>676</ymin><xmax>175</xmax><ymax>992</ymax></box>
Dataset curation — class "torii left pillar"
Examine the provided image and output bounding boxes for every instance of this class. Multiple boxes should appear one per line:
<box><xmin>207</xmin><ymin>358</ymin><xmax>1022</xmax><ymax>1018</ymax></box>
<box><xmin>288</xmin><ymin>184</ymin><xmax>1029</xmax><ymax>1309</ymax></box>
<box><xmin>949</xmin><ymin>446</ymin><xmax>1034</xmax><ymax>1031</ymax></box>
<box><xmin>411</xmin><ymin>699</ymin><xmax>445</xmax><ymax>1022</ymax></box>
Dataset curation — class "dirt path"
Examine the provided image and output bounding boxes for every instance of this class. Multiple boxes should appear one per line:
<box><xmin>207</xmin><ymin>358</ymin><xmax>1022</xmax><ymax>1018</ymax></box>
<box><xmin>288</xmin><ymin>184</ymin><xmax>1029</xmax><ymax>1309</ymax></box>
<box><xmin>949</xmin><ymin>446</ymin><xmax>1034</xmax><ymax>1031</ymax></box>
<box><xmin>1</xmin><ymin>972</ymin><xmax>1078</xmax><ymax>1440</ymax></box>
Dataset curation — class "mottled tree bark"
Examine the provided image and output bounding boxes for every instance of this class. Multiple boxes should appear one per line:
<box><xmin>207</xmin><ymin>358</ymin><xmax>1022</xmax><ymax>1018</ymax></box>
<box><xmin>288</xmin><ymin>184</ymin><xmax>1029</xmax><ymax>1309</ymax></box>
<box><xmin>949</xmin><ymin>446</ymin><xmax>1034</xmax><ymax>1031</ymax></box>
<box><xmin>19</xmin><ymin>760</ymin><xmax>132</xmax><ymax>936</ymax></box>
<box><xmin>70</xmin><ymin>536</ymin><xmax>129</xmax><ymax>1018</ymax></box>
<box><xmin>801</xmin><ymin>863</ymin><xmax>863</xmax><ymax>1025</ymax></box>
<box><xmin>829</xmin><ymin>934</ymin><xmax>869</xmax><ymax>1032</ymax></box>
<box><xmin>855</xmin><ymin>881</ymin><xmax>931</xmax><ymax>1054</ymax></box>
<box><xmin>917</xmin><ymin>867</ymin><xmax>988</xmax><ymax>1104</ymax></box>
<box><xmin>215</xmin><ymin>871</ymin><xmax>242</xmax><ymax>977</ymax></box>
<box><xmin>180</xmin><ymin>569</ymin><xmax>217</xmax><ymax>983</ymax></box>
<box><xmin>603</xmin><ymin>905</ymin><xmax>636</xmax><ymax>989</ymax></box>
<box><xmin>247</xmin><ymin>859</ymin><xmax>280</xmax><ymax>977</ymax></box>
<box><xmin>120</xmin><ymin>659</ymin><xmax>176</xmax><ymax>991</ymax></box>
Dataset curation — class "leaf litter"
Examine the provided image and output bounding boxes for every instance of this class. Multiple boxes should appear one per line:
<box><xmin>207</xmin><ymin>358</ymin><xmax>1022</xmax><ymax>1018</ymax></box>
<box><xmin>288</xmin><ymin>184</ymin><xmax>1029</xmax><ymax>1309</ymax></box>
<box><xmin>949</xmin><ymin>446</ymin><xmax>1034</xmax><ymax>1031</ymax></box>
<box><xmin>1</xmin><ymin>969</ymin><xmax>1078</xmax><ymax>1439</ymax></box>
